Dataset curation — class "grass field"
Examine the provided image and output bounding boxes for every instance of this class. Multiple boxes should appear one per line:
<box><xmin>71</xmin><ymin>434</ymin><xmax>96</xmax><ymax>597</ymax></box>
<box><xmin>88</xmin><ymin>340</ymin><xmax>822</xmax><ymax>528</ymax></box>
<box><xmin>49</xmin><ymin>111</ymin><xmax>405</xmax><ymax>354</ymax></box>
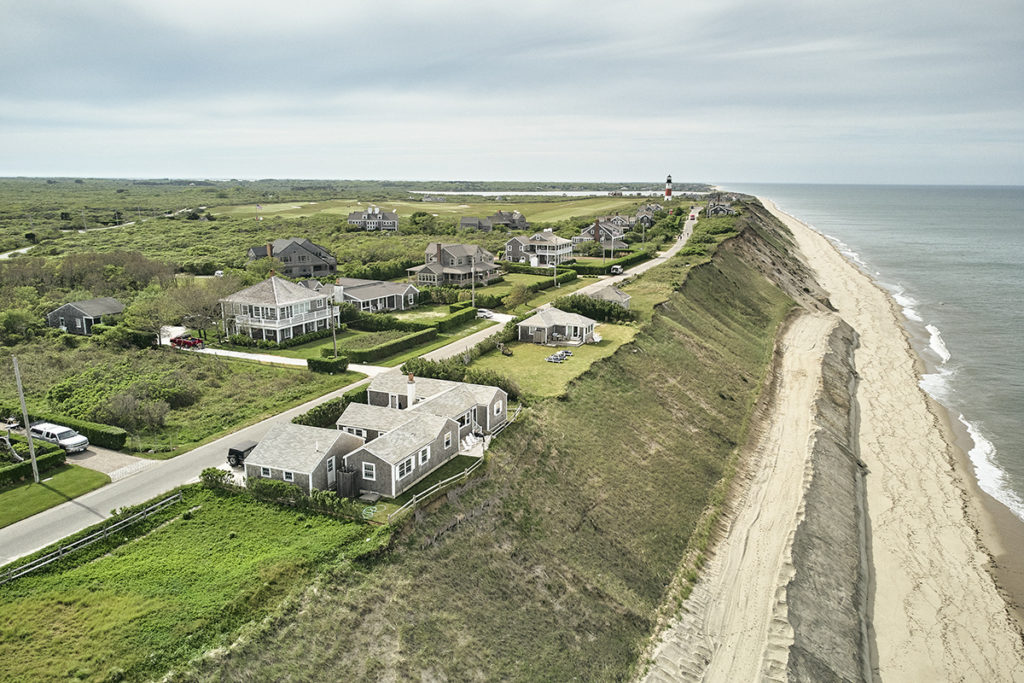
<box><xmin>470</xmin><ymin>324</ymin><xmax>639</xmax><ymax>401</ymax></box>
<box><xmin>0</xmin><ymin>486</ymin><xmax>390</xmax><ymax>682</ymax></box>
<box><xmin>212</xmin><ymin>196</ymin><xmax>646</xmax><ymax>223</ymax></box>
<box><xmin>0</xmin><ymin>465</ymin><xmax>111</xmax><ymax>528</ymax></box>
<box><xmin>361</xmin><ymin>454</ymin><xmax>481</xmax><ymax>523</ymax></box>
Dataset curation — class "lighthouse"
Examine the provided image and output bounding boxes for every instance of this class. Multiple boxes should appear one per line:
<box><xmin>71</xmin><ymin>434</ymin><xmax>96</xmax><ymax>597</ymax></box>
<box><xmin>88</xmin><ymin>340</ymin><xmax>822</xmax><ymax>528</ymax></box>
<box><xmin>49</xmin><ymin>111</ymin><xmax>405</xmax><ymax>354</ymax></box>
<box><xmin>665</xmin><ymin>174</ymin><xmax>673</xmax><ymax>201</ymax></box>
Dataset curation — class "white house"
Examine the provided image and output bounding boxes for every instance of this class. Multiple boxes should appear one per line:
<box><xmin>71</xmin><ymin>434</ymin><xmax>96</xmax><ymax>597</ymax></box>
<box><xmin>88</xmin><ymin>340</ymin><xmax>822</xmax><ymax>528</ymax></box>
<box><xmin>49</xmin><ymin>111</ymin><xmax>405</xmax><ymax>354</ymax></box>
<box><xmin>220</xmin><ymin>276</ymin><xmax>338</xmax><ymax>343</ymax></box>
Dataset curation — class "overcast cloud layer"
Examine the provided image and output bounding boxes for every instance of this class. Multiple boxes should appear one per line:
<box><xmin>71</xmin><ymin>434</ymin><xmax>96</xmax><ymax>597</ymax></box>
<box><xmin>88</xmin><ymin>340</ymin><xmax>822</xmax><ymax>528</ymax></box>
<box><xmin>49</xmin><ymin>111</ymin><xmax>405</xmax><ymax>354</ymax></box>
<box><xmin>1</xmin><ymin>0</ymin><xmax>1021</xmax><ymax>184</ymax></box>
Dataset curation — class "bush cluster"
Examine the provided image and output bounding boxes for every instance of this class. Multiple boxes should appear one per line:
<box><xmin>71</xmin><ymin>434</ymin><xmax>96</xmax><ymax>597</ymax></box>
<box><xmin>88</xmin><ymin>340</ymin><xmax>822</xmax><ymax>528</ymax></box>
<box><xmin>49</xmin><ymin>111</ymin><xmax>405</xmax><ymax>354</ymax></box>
<box><xmin>243</xmin><ymin>476</ymin><xmax>365</xmax><ymax>518</ymax></box>
<box><xmin>225</xmin><ymin>325</ymin><xmax>343</xmax><ymax>350</ymax></box>
<box><xmin>0</xmin><ymin>447</ymin><xmax>66</xmax><ymax>488</ymax></box>
<box><xmin>346</xmin><ymin>328</ymin><xmax>438</xmax><ymax>363</ymax></box>
<box><xmin>401</xmin><ymin>356</ymin><xmax>521</xmax><ymax>401</ymax></box>
<box><xmin>292</xmin><ymin>384</ymin><xmax>369</xmax><ymax>428</ymax></box>
<box><xmin>551</xmin><ymin>293</ymin><xmax>636</xmax><ymax>323</ymax></box>
<box><xmin>306</xmin><ymin>356</ymin><xmax>349</xmax><ymax>374</ymax></box>
<box><xmin>91</xmin><ymin>324</ymin><xmax>157</xmax><ymax>349</ymax></box>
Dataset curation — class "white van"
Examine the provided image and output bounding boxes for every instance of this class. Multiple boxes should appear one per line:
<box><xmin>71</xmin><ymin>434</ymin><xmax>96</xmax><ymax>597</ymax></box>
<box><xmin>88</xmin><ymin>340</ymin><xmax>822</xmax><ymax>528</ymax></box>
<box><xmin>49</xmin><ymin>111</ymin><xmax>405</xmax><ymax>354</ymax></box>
<box><xmin>610</xmin><ymin>265</ymin><xmax>623</xmax><ymax>275</ymax></box>
<box><xmin>29</xmin><ymin>422</ymin><xmax>90</xmax><ymax>453</ymax></box>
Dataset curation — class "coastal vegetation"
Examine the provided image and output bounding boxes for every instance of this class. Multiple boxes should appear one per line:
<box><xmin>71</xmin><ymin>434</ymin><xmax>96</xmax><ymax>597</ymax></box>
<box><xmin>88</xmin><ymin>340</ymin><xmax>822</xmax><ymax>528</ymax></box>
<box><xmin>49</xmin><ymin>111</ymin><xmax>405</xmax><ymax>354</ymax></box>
<box><xmin>0</xmin><ymin>485</ymin><xmax>391</xmax><ymax>682</ymax></box>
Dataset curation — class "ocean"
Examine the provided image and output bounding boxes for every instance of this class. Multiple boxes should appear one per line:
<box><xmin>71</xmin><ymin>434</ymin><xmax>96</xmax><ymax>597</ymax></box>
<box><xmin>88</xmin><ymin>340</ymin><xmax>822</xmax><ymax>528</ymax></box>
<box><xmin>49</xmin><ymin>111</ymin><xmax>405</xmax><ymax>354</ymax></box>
<box><xmin>725</xmin><ymin>184</ymin><xmax>1024</xmax><ymax>522</ymax></box>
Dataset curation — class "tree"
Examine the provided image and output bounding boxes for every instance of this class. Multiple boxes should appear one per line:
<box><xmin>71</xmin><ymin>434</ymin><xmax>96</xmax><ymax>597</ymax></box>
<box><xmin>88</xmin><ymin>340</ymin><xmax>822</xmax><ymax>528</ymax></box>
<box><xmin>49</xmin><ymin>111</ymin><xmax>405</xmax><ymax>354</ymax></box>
<box><xmin>170</xmin><ymin>275</ymin><xmax>243</xmax><ymax>339</ymax></box>
<box><xmin>123</xmin><ymin>284</ymin><xmax>183</xmax><ymax>341</ymax></box>
<box><xmin>245</xmin><ymin>256</ymin><xmax>285</xmax><ymax>279</ymax></box>
<box><xmin>502</xmin><ymin>284</ymin><xmax>533</xmax><ymax>310</ymax></box>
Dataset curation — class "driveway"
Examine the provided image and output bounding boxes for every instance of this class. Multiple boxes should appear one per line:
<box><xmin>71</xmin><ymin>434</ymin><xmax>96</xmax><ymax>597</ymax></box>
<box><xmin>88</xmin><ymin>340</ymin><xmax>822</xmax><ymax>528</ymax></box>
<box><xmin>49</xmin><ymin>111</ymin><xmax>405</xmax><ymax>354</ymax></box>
<box><xmin>66</xmin><ymin>446</ymin><xmax>156</xmax><ymax>482</ymax></box>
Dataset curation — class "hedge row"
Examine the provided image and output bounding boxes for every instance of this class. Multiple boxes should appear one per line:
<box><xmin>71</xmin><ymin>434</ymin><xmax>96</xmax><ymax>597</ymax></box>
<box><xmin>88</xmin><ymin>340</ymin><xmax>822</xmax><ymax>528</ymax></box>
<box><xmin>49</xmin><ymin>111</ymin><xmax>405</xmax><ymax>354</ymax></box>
<box><xmin>0</xmin><ymin>403</ymin><xmax>128</xmax><ymax>450</ymax></box>
<box><xmin>226</xmin><ymin>324</ymin><xmax>343</xmax><ymax>350</ymax></box>
<box><xmin>306</xmin><ymin>356</ymin><xmax>350</xmax><ymax>374</ymax></box>
<box><xmin>91</xmin><ymin>324</ymin><xmax>158</xmax><ymax>349</ymax></box>
<box><xmin>346</xmin><ymin>328</ymin><xmax>438</xmax><ymax>363</ymax></box>
<box><xmin>568</xmin><ymin>250</ymin><xmax>653</xmax><ymax>275</ymax></box>
<box><xmin>0</xmin><ymin>448</ymin><xmax>67</xmax><ymax>488</ymax></box>
<box><xmin>292</xmin><ymin>383</ymin><xmax>369</xmax><ymax>429</ymax></box>
<box><xmin>433</xmin><ymin>306</ymin><xmax>477</xmax><ymax>332</ymax></box>
<box><xmin>496</xmin><ymin>261</ymin><xmax>576</xmax><ymax>277</ymax></box>
<box><xmin>449</xmin><ymin>301</ymin><xmax>473</xmax><ymax>312</ymax></box>
<box><xmin>551</xmin><ymin>293</ymin><xmax>636</xmax><ymax>323</ymax></box>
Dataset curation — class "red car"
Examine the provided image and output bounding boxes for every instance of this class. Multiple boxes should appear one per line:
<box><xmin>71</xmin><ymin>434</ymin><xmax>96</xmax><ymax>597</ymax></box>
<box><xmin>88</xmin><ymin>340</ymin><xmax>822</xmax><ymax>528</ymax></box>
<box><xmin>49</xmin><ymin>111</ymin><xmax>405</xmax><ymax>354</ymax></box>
<box><xmin>170</xmin><ymin>335</ymin><xmax>204</xmax><ymax>349</ymax></box>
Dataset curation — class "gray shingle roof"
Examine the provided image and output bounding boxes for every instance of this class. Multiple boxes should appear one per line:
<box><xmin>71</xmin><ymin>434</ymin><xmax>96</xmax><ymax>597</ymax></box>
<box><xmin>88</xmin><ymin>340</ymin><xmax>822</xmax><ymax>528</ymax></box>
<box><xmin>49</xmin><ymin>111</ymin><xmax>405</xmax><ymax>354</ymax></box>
<box><xmin>413</xmin><ymin>385</ymin><xmax>479</xmax><ymax>419</ymax></box>
<box><xmin>360</xmin><ymin>413</ymin><xmax>455</xmax><ymax>465</ymax></box>
<box><xmin>526</xmin><ymin>231</ymin><xmax>571</xmax><ymax>246</ymax></box>
<box><xmin>517</xmin><ymin>308</ymin><xmax>596</xmax><ymax>329</ymax></box>
<box><xmin>589</xmin><ymin>287</ymin><xmax>631</xmax><ymax>304</ymax></box>
<box><xmin>220</xmin><ymin>276</ymin><xmax>325</xmax><ymax>306</ymax></box>
<box><xmin>335</xmin><ymin>278</ymin><xmax>416</xmax><ymax>301</ymax></box>
<box><xmin>337</xmin><ymin>403</ymin><xmax>416</xmax><ymax>432</ymax></box>
<box><xmin>245</xmin><ymin>423</ymin><xmax>362</xmax><ymax>473</ymax></box>
<box><xmin>63</xmin><ymin>297</ymin><xmax>124</xmax><ymax>317</ymax></box>
<box><xmin>370</xmin><ymin>374</ymin><xmax>458</xmax><ymax>400</ymax></box>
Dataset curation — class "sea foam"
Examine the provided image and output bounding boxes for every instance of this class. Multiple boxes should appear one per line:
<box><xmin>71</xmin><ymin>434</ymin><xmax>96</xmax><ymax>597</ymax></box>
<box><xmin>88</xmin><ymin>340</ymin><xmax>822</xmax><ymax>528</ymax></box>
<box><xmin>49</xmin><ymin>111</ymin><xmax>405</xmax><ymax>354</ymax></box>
<box><xmin>959</xmin><ymin>415</ymin><xmax>1024</xmax><ymax>521</ymax></box>
<box><xmin>925</xmin><ymin>324</ymin><xmax>951</xmax><ymax>363</ymax></box>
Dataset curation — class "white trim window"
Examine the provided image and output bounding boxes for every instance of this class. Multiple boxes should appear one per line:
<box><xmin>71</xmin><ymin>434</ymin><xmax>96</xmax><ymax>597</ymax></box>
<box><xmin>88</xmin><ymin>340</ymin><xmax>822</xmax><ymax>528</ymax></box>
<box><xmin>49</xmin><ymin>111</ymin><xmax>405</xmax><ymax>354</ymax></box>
<box><xmin>398</xmin><ymin>457</ymin><xmax>414</xmax><ymax>479</ymax></box>
<box><xmin>418</xmin><ymin>446</ymin><xmax>430</xmax><ymax>465</ymax></box>
<box><xmin>344</xmin><ymin>427</ymin><xmax>365</xmax><ymax>437</ymax></box>
<box><xmin>444</xmin><ymin>432</ymin><xmax>452</xmax><ymax>449</ymax></box>
<box><xmin>362</xmin><ymin>462</ymin><xmax>376</xmax><ymax>481</ymax></box>
<box><xmin>284</xmin><ymin>471</ymin><xmax>294</xmax><ymax>482</ymax></box>
<box><xmin>494</xmin><ymin>401</ymin><xmax>503</xmax><ymax>416</ymax></box>
<box><xmin>261</xmin><ymin>467</ymin><xmax>271</xmax><ymax>477</ymax></box>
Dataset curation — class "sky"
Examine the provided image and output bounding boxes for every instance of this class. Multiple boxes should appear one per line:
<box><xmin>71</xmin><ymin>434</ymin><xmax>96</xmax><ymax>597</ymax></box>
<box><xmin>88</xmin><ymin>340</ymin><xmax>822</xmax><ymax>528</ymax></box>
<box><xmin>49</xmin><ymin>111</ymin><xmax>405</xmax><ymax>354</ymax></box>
<box><xmin>1</xmin><ymin>0</ymin><xmax>1022</xmax><ymax>185</ymax></box>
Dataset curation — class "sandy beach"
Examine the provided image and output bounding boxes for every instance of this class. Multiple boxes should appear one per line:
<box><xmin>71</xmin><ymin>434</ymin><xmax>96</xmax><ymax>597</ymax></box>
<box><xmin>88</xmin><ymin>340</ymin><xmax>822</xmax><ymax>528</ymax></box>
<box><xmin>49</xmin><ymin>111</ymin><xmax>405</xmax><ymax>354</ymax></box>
<box><xmin>765</xmin><ymin>199</ymin><xmax>1024</xmax><ymax>680</ymax></box>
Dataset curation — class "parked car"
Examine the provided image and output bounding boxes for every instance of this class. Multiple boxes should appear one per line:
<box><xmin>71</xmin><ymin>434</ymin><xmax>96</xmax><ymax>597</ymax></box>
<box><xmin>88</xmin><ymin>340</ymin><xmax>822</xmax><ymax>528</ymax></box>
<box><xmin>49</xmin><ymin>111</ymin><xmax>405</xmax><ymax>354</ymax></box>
<box><xmin>28</xmin><ymin>422</ymin><xmax>90</xmax><ymax>453</ymax></box>
<box><xmin>610</xmin><ymin>265</ymin><xmax>623</xmax><ymax>275</ymax></box>
<box><xmin>170</xmin><ymin>335</ymin><xmax>204</xmax><ymax>349</ymax></box>
<box><xmin>476</xmin><ymin>308</ymin><xmax>493</xmax><ymax>318</ymax></box>
<box><xmin>227</xmin><ymin>440</ymin><xmax>258</xmax><ymax>467</ymax></box>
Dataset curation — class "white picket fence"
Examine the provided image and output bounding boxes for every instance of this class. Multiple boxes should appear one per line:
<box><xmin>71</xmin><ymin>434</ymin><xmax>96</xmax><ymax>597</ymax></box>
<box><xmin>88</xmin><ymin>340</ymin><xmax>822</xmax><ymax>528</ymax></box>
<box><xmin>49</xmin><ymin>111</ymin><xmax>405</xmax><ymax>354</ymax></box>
<box><xmin>0</xmin><ymin>492</ymin><xmax>183</xmax><ymax>586</ymax></box>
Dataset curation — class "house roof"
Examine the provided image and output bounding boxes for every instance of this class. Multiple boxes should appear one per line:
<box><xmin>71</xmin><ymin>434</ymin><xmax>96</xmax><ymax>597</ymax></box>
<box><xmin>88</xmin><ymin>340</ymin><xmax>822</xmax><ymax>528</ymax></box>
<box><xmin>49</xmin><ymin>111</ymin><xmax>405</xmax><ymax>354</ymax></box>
<box><xmin>248</xmin><ymin>238</ymin><xmax>334</xmax><ymax>263</ymax></box>
<box><xmin>426</xmin><ymin>243</ymin><xmax>494</xmax><ymax>259</ymax></box>
<box><xmin>526</xmin><ymin>231</ymin><xmax>571</xmax><ymax>246</ymax></box>
<box><xmin>359</xmin><ymin>413</ymin><xmax>455</xmax><ymax>465</ymax></box>
<box><xmin>334</xmin><ymin>278</ymin><xmax>416</xmax><ymax>301</ymax></box>
<box><xmin>57</xmin><ymin>297</ymin><xmax>124</xmax><ymax>317</ymax></box>
<box><xmin>220</xmin><ymin>276</ymin><xmax>325</xmax><ymax>306</ymax></box>
<box><xmin>370</xmin><ymin>373</ymin><xmax>459</xmax><ymax>400</ymax></box>
<box><xmin>517</xmin><ymin>308</ymin><xmax>597</xmax><ymax>329</ymax></box>
<box><xmin>245</xmin><ymin>423</ymin><xmax>362</xmax><ymax>473</ymax></box>
<box><xmin>414</xmin><ymin>385</ymin><xmax>481</xmax><ymax>419</ymax></box>
<box><xmin>589</xmin><ymin>287</ymin><xmax>631</xmax><ymax>304</ymax></box>
<box><xmin>337</xmin><ymin>403</ymin><xmax>416</xmax><ymax>432</ymax></box>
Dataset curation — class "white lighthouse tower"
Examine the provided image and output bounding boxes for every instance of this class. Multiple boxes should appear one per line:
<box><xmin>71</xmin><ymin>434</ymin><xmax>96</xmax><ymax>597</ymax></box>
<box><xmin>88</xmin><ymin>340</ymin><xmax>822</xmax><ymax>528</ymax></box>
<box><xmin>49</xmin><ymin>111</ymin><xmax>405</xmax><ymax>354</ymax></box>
<box><xmin>665</xmin><ymin>174</ymin><xmax>673</xmax><ymax>201</ymax></box>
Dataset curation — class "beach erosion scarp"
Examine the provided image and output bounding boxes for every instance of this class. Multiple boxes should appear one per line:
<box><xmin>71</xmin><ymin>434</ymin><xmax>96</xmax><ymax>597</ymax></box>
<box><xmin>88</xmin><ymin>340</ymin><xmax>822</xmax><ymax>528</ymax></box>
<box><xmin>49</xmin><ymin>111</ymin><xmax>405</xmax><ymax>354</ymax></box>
<box><xmin>765</xmin><ymin>199</ymin><xmax>1024</xmax><ymax>680</ymax></box>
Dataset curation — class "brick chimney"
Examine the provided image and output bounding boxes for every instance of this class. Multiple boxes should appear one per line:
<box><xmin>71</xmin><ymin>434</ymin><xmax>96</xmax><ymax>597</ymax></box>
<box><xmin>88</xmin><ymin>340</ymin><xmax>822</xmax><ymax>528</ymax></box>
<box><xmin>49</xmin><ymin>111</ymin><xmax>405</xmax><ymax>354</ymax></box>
<box><xmin>266</xmin><ymin>242</ymin><xmax>273</xmax><ymax>259</ymax></box>
<box><xmin>406</xmin><ymin>373</ymin><xmax>416</xmax><ymax>409</ymax></box>
<box><xmin>436</xmin><ymin>243</ymin><xmax>443</xmax><ymax>265</ymax></box>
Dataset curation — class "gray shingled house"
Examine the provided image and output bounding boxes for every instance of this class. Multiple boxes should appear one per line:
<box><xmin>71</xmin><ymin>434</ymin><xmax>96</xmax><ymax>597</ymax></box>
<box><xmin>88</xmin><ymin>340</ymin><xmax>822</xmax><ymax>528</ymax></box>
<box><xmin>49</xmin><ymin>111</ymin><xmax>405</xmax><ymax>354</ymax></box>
<box><xmin>517</xmin><ymin>308</ymin><xmax>597</xmax><ymax>345</ymax></box>
<box><xmin>406</xmin><ymin>243</ymin><xmax>501</xmax><ymax>287</ymax></box>
<box><xmin>46</xmin><ymin>297</ymin><xmax>124</xmax><ymax>335</ymax></box>
<box><xmin>246</xmin><ymin>238</ymin><xmax>337</xmax><ymax>278</ymax></box>
<box><xmin>244</xmin><ymin>423</ymin><xmax>364</xmax><ymax>494</ymax></box>
<box><xmin>333</xmin><ymin>277</ymin><xmax>419</xmax><ymax>312</ymax></box>
<box><xmin>336</xmin><ymin>374</ymin><xmax>508</xmax><ymax>498</ymax></box>
<box><xmin>347</xmin><ymin>206</ymin><xmax>399</xmax><ymax>231</ymax></box>
<box><xmin>504</xmin><ymin>230</ymin><xmax>573</xmax><ymax>266</ymax></box>
<box><xmin>220</xmin><ymin>276</ymin><xmax>338</xmax><ymax>342</ymax></box>
<box><xmin>588</xmin><ymin>286</ymin><xmax>632</xmax><ymax>310</ymax></box>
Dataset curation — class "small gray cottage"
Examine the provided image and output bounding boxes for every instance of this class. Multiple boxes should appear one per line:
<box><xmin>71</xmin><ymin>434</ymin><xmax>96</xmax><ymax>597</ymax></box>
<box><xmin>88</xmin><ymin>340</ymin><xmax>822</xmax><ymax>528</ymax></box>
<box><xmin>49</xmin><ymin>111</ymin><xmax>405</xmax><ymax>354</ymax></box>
<box><xmin>246</xmin><ymin>238</ymin><xmax>337</xmax><ymax>278</ymax></box>
<box><xmin>588</xmin><ymin>286</ymin><xmax>631</xmax><ymax>310</ymax></box>
<box><xmin>46</xmin><ymin>297</ymin><xmax>124</xmax><ymax>335</ymax></box>
<box><xmin>244</xmin><ymin>423</ymin><xmax>364</xmax><ymax>494</ymax></box>
<box><xmin>517</xmin><ymin>308</ymin><xmax>597</xmax><ymax>345</ymax></box>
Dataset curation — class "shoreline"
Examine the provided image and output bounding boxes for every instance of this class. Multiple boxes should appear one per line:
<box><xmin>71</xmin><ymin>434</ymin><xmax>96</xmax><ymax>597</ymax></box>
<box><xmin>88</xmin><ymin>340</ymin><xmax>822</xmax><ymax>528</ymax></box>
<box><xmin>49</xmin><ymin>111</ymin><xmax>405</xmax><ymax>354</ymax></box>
<box><xmin>762</xmin><ymin>197</ymin><xmax>1024</xmax><ymax>677</ymax></box>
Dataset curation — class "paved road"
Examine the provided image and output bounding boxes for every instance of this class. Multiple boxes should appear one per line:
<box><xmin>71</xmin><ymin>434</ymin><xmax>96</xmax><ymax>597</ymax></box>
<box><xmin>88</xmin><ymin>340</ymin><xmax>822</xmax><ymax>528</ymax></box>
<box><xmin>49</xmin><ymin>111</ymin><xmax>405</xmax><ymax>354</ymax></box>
<box><xmin>0</xmin><ymin>245</ymin><xmax>34</xmax><ymax>260</ymax></box>
<box><xmin>0</xmin><ymin>215</ymin><xmax>698</xmax><ymax>564</ymax></box>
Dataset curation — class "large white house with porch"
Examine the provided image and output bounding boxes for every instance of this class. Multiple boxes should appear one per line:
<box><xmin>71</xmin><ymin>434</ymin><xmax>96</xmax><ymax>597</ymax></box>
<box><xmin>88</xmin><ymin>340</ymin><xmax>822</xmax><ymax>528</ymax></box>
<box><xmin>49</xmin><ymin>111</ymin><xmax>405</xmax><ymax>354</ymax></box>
<box><xmin>219</xmin><ymin>276</ymin><xmax>338</xmax><ymax>343</ymax></box>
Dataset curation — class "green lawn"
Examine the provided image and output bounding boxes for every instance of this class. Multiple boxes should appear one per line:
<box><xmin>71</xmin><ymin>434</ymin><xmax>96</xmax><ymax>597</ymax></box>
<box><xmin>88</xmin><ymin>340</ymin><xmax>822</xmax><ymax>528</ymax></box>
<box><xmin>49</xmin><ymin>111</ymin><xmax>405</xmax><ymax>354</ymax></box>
<box><xmin>470</xmin><ymin>323</ymin><xmax>639</xmax><ymax>401</ymax></box>
<box><xmin>0</xmin><ymin>486</ymin><xmax>390</xmax><ymax>683</ymax></box>
<box><xmin>390</xmin><ymin>303</ymin><xmax>455</xmax><ymax>321</ymax></box>
<box><xmin>473</xmin><ymin>272</ymin><xmax>549</xmax><ymax>299</ymax></box>
<box><xmin>362</xmin><ymin>454</ymin><xmax>481</xmax><ymax>523</ymax></box>
<box><xmin>0</xmin><ymin>465</ymin><xmax>111</xmax><ymax>529</ymax></box>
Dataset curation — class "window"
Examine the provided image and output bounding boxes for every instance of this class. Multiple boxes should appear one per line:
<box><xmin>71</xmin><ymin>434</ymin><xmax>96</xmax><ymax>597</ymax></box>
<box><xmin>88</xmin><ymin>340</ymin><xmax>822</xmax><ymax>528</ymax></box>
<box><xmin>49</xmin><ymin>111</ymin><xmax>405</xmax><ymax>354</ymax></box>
<box><xmin>345</xmin><ymin>427</ymin><xmax>365</xmax><ymax>437</ymax></box>
<box><xmin>444</xmin><ymin>433</ymin><xmax>452</xmax><ymax>449</ymax></box>
<box><xmin>458</xmin><ymin>413</ymin><xmax>470</xmax><ymax>427</ymax></box>
<box><xmin>419</xmin><ymin>446</ymin><xmax>430</xmax><ymax>465</ymax></box>
<box><xmin>284</xmin><ymin>471</ymin><xmax>294</xmax><ymax>482</ymax></box>
<box><xmin>261</xmin><ymin>467</ymin><xmax>271</xmax><ymax>477</ymax></box>
<box><xmin>327</xmin><ymin>458</ymin><xmax>335</xmax><ymax>473</ymax></box>
<box><xmin>398</xmin><ymin>457</ymin><xmax>414</xmax><ymax>479</ymax></box>
<box><xmin>494</xmin><ymin>401</ymin><xmax>503</xmax><ymax>416</ymax></box>
<box><xmin>362</xmin><ymin>462</ymin><xmax>376</xmax><ymax>481</ymax></box>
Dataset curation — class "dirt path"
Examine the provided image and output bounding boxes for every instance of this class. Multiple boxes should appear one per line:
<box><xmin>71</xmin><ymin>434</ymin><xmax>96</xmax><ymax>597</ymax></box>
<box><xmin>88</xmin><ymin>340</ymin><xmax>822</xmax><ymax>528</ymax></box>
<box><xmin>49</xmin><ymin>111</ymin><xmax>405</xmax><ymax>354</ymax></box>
<box><xmin>643</xmin><ymin>312</ymin><xmax>838</xmax><ymax>682</ymax></box>
<box><xmin>764</xmin><ymin>199</ymin><xmax>1024</xmax><ymax>681</ymax></box>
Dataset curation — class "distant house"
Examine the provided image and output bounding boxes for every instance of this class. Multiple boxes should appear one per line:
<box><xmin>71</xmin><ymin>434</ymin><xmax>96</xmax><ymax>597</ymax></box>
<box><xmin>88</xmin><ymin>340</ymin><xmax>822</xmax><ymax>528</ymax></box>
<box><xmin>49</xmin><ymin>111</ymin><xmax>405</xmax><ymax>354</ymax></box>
<box><xmin>598</xmin><ymin>214</ymin><xmax>633</xmax><ymax>228</ymax></box>
<box><xmin>219</xmin><ymin>276</ymin><xmax>338</xmax><ymax>343</ymax></box>
<box><xmin>588</xmin><ymin>286</ymin><xmax>631</xmax><ymax>310</ymax></box>
<box><xmin>244</xmin><ymin>423</ymin><xmax>364</xmax><ymax>494</ymax></box>
<box><xmin>516</xmin><ymin>308</ymin><xmax>597</xmax><ymax>345</ymax></box>
<box><xmin>487</xmin><ymin>210</ymin><xmax>529</xmax><ymax>231</ymax></box>
<box><xmin>459</xmin><ymin>216</ymin><xmax>492</xmax><ymax>232</ymax></box>
<box><xmin>635</xmin><ymin>203</ymin><xmax>664</xmax><ymax>229</ymax></box>
<box><xmin>706</xmin><ymin>202</ymin><xmax>736</xmax><ymax>217</ymax></box>
<box><xmin>406</xmin><ymin>243</ymin><xmax>501</xmax><ymax>287</ymax></box>
<box><xmin>504</xmin><ymin>230</ymin><xmax>573</xmax><ymax>266</ymax></box>
<box><xmin>332</xmin><ymin>277</ymin><xmax>418</xmax><ymax>312</ymax></box>
<box><xmin>46</xmin><ymin>297</ymin><xmax>124</xmax><ymax>336</ymax></box>
<box><xmin>347</xmin><ymin>206</ymin><xmax>399</xmax><ymax>231</ymax></box>
<box><xmin>246</xmin><ymin>238</ymin><xmax>337</xmax><ymax>278</ymax></box>
<box><xmin>572</xmin><ymin>221</ymin><xmax>628</xmax><ymax>251</ymax></box>
<box><xmin>337</xmin><ymin>374</ymin><xmax>508</xmax><ymax>498</ymax></box>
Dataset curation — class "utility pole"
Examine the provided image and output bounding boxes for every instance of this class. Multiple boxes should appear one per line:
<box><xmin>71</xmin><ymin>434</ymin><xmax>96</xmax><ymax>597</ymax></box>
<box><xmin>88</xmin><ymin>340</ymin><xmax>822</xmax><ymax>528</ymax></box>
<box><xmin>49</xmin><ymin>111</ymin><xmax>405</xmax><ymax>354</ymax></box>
<box><xmin>331</xmin><ymin>303</ymin><xmax>338</xmax><ymax>358</ymax></box>
<box><xmin>471</xmin><ymin>257</ymin><xmax>476</xmax><ymax>308</ymax></box>
<box><xmin>12</xmin><ymin>357</ymin><xmax>39</xmax><ymax>483</ymax></box>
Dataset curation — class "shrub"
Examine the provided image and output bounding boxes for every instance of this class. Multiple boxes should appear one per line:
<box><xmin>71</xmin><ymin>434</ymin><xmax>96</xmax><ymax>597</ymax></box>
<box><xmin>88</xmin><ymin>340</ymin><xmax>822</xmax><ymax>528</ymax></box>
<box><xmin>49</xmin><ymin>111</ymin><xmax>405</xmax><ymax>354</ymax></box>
<box><xmin>92</xmin><ymin>325</ymin><xmax>158</xmax><ymax>349</ymax></box>
<box><xmin>0</xmin><ymin>448</ymin><xmax>67</xmax><ymax>488</ymax></box>
<box><xmin>551</xmin><ymin>293</ymin><xmax>636</xmax><ymax>323</ymax></box>
<box><xmin>292</xmin><ymin>383</ymin><xmax>368</xmax><ymax>428</ymax></box>
<box><xmin>0</xmin><ymin>402</ymin><xmax>128</xmax><ymax>450</ymax></box>
<box><xmin>433</xmin><ymin>306</ymin><xmax>476</xmax><ymax>332</ymax></box>
<box><xmin>247</xmin><ymin>477</ymin><xmax>302</xmax><ymax>504</ymax></box>
<box><xmin>200</xmin><ymin>467</ymin><xmax>234</xmax><ymax>489</ymax></box>
<box><xmin>306</xmin><ymin>356</ymin><xmax>350</xmax><ymax>374</ymax></box>
<box><xmin>345</xmin><ymin>328</ymin><xmax>437</xmax><ymax>363</ymax></box>
<box><xmin>449</xmin><ymin>301</ymin><xmax>473</xmax><ymax>312</ymax></box>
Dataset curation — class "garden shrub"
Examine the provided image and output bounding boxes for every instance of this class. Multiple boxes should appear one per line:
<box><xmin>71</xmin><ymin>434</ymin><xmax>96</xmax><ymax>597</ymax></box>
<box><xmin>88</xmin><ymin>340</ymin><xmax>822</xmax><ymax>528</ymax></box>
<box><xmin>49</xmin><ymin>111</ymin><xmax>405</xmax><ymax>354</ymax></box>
<box><xmin>292</xmin><ymin>383</ymin><xmax>368</xmax><ymax>428</ymax></box>
<box><xmin>199</xmin><ymin>467</ymin><xmax>234</xmax><ymax>490</ymax></box>
<box><xmin>306</xmin><ymin>356</ymin><xmax>349</xmax><ymax>374</ymax></box>
<box><xmin>0</xmin><ymin>447</ymin><xmax>66</xmax><ymax>488</ymax></box>
<box><xmin>0</xmin><ymin>401</ymin><xmax>128</xmax><ymax>450</ymax></box>
<box><xmin>551</xmin><ymin>293</ymin><xmax>636</xmax><ymax>323</ymax></box>
<box><xmin>345</xmin><ymin>328</ymin><xmax>437</xmax><ymax>363</ymax></box>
